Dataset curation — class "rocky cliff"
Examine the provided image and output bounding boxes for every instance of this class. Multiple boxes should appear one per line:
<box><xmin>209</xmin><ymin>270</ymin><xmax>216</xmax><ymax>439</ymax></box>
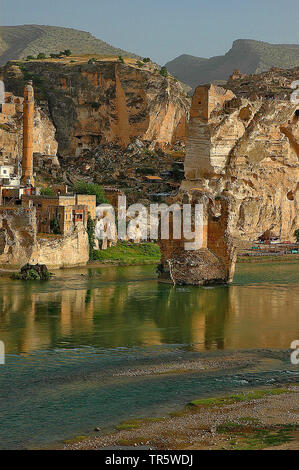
<box><xmin>182</xmin><ymin>84</ymin><xmax>299</xmax><ymax>242</ymax></box>
<box><xmin>2</xmin><ymin>58</ymin><xmax>190</xmax><ymax>156</ymax></box>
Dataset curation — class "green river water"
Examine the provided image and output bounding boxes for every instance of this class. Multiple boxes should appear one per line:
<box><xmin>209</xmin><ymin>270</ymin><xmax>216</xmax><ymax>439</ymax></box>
<box><xmin>0</xmin><ymin>261</ymin><xmax>298</xmax><ymax>449</ymax></box>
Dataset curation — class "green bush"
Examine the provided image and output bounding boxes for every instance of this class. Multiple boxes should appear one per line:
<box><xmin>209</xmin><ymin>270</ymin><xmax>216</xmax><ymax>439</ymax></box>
<box><xmin>294</xmin><ymin>229</ymin><xmax>299</xmax><ymax>242</ymax></box>
<box><xmin>50</xmin><ymin>216</ymin><xmax>61</xmax><ymax>235</ymax></box>
<box><xmin>37</xmin><ymin>53</ymin><xmax>46</xmax><ymax>60</ymax></box>
<box><xmin>118</xmin><ymin>56</ymin><xmax>125</xmax><ymax>64</ymax></box>
<box><xmin>40</xmin><ymin>187</ymin><xmax>55</xmax><ymax>196</ymax></box>
<box><xmin>160</xmin><ymin>66</ymin><xmax>168</xmax><ymax>77</ymax></box>
<box><xmin>87</xmin><ymin>214</ymin><xmax>96</xmax><ymax>260</ymax></box>
<box><xmin>72</xmin><ymin>181</ymin><xmax>108</xmax><ymax>205</ymax></box>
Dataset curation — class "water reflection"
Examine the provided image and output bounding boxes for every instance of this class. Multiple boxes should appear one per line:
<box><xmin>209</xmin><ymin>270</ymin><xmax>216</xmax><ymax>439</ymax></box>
<box><xmin>0</xmin><ymin>263</ymin><xmax>298</xmax><ymax>354</ymax></box>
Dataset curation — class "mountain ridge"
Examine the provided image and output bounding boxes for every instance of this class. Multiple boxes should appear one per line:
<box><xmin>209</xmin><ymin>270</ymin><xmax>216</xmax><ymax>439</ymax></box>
<box><xmin>0</xmin><ymin>24</ymin><xmax>138</xmax><ymax>65</ymax></box>
<box><xmin>165</xmin><ymin>39</ymin><xmax>299</xmax><ymax>89</ymax></box>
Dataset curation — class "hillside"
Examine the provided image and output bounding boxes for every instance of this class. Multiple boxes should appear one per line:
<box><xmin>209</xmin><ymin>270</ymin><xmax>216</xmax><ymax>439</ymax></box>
<box><xmin>0</xmin><ymin>24</ymin><xmax>138</xmax><ymax>65</ymax></box>
<box><xmin>165</xmin><ymin>39</ymin><xmax>299</xmax><ymax>89</ymax></box>
<box><xmin>225</xmin><ymin>65</ymin><xmax>299</xmax><ymax>100</ymax></box>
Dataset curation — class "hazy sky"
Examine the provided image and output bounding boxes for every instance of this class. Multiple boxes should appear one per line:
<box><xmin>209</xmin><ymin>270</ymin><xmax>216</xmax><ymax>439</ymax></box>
<box><xmin>1</xmin><ymin>0</ymin><xmax>299</xmax><ymax>64</ymax></box>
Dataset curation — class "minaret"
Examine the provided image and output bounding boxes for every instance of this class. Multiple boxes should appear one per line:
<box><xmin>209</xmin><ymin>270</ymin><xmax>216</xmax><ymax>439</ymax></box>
<box><xmin>21</xmin><ymin>80</ymin><xmax>34</xmax><ymax>186</ymax></box>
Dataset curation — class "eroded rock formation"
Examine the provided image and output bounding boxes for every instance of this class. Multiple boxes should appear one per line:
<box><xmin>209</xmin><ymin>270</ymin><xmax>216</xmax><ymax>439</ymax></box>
<box><xmin>2</xmin><ymin>59</ymin><xmax>189</xmax><ymax>156</ymax></box>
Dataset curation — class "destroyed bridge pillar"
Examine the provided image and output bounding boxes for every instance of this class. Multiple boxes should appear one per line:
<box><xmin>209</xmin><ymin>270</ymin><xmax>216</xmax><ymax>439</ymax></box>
<box><xmin>157</xmin><ymin>192</ymin><xmax>236</xmax><ymax>285</ymax></box>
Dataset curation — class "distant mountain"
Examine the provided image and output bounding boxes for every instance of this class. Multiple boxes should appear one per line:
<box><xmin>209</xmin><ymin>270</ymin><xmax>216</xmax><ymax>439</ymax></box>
<box><xmin>165</xmin><ymin>39</ymin><xmax>299</xmax><ymax>89</ymax></box>
<box><xmin>0</xmin><ymin>24</ymin><xmax>138</xmax><ymax>65</ymax></box>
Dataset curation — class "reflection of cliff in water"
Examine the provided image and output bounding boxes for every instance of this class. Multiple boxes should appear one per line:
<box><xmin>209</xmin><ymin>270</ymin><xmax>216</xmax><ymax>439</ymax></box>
<box><xmin>0</xmin><ymin>264</ymin><xmax>298</xmax><ymax>354</ymax></box>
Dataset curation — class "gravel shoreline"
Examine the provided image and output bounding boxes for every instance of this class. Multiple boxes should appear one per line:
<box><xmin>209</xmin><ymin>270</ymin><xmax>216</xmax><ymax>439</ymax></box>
<box><xmin>64</xmin><ymin>385</ymin><xmax>299</xmax><ymax>451</ymax></box>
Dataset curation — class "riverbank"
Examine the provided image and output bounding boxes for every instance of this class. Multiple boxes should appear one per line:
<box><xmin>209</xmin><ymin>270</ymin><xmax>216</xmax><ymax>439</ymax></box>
<box><xmin>65</xmin><ymin>385</ymin><xmax>299</xmax><ymax>450</ymax></box>
<box><xmin>0</xmin><ymin>243</ymin><xmax>298</xmax><ymax>274</ymax></box>
<box><xmin>237</xmin><ymin>254</ymin><xmax>299</xmax><ymax>263</ymax></box>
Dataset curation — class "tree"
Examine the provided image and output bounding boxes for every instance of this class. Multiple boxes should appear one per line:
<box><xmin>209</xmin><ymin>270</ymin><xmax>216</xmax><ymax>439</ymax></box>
<box><xmin>40</xmin><ymin>187</ymin><xmax>55</xmax><ymax>196</ymax></box>
<box><xmin>72</xmin><ymin>181</ymin><xmax>108</xmax><ymax>205</ymax></box>
<box><xmin>87</xmin><ymin>214</ymin><xmax>96</xmax><ymax>260</ymax></box>
<box><xmin>50</xmin><ymin>216</ymin><xmax>61</xmax><ymax>235</ymax></box>
<box><xmin>26</xmin><ymin>55</ymin><xmax>35</xmax><ymax>61</ymax></box>
<box><xmin>64</xmin><ymin>49</ymin><xmax>72</xmax><ymax>56</ymax></box>
<box><xmin>37</xmin><ymin>53</ymin><xmax>46</xmax><ymax>60</ymax></box>
<box><xmin>143</xmin><ymin>57</ymin><xmax>151</xmax><ymax>63</ymax></box>
<box><xmin>118</xmin><ymin>56</ymin><xmax>124</xmax><ymax>64</ymax></box>
<box><xmin>294</xmin><ymin>229</ymin><xmax>299</xmax><ymax>243</ymax></box>
<box><xmin>160</xmin><ymin>66</ymin><xmax>168</xmax><ymax>77</ymax></box>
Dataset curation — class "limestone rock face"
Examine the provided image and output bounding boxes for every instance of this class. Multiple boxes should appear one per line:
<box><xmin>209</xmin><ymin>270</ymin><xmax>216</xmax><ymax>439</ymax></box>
<box><xmin>34</xmin><ymin>228</ymin><xmax>89</xmax><ymax>269</ymax></box>
<box><xmin>182</xmin><ymin>85</ymin><xmax>299</xmax><ymax>241</ymax></box>
<box><xmin>2</xmin><ymin>60</ymin><xmax>190</xmax><ymax>157</ymax></box>
<box><xmin>0</xmin><ymin>207</ymin><xmax>36</xmax><ymax>266</ymax></box>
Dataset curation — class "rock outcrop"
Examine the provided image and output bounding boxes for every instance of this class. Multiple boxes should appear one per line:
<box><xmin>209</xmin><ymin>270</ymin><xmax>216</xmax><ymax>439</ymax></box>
<box><xmin>2</xmin><ymin>59</ymin><xmax>190</xmax><ymax>156</ymax></box>
<box><xmin>13</xmin><ymin>263</ymin><xmax>50</xmax><ymax>281</ymax></box>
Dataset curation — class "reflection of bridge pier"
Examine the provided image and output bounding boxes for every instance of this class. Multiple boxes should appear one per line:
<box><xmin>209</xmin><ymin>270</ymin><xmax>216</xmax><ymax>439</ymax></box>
<box><xmin>1</xmin><ymin>265</ymin><xmax>298</xmax><ymax>354</ymax></box>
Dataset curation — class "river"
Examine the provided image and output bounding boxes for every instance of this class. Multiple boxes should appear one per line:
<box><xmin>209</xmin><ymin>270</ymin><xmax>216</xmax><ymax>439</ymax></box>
<box><xmin>0</xmin><ymin>261</ymin><xmax>298</xmax><ymax>449</ymax></box>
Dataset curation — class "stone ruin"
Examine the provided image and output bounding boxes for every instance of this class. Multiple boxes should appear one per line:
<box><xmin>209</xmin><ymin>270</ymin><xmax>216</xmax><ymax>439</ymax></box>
<box><xmin>158</xmin><ymin>81</ymin><xmax>299</xmax><ymax>285</ymax></box>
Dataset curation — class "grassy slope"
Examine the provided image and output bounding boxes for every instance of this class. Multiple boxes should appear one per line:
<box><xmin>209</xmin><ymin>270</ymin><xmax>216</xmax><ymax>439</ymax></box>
<box><xmin>0</xmin><ymin>25</ymin><xmax>138</xmax><ymax>65</ymax></box>
<box><xmin>94</xmin><ymin>241</ymin><xmax>161</xmax><ymax>265</ymax></box>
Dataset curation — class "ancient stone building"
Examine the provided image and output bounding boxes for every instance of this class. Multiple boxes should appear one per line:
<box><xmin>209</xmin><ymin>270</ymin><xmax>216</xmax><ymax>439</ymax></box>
<box><xmin>21</xmin><ymin>193</ymin><xmax>96</xmax><ymax>236</ymax></box>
